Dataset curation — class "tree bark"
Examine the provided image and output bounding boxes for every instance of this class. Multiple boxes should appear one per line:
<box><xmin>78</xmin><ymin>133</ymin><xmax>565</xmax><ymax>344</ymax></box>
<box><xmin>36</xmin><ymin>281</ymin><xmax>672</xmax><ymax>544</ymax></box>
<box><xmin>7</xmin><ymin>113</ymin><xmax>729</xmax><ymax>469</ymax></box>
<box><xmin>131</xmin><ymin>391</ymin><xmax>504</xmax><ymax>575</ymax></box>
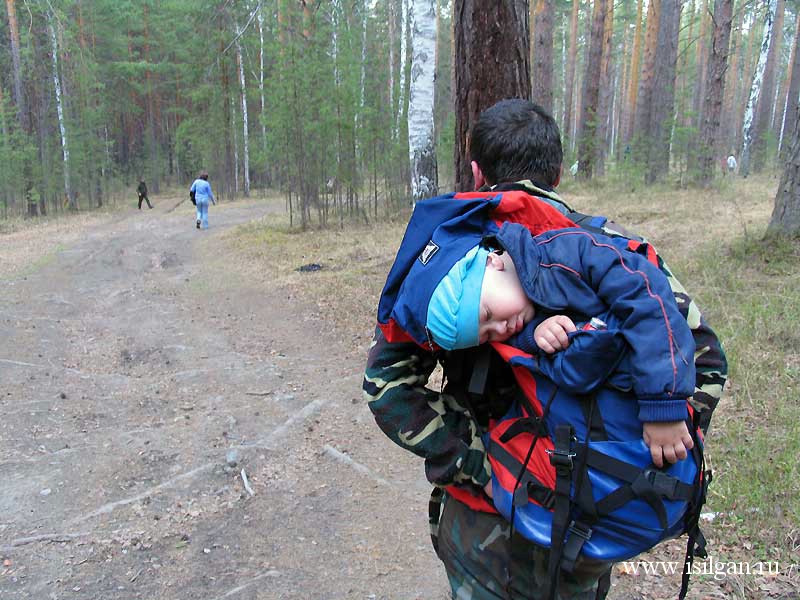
<box><xmin>741</xmin><ymin>0</ymin><xmax>777</xmax><ymax>177</ymax></box>
<box><xmin>5</xmin><ymin>0</ymin><xmax>26</xmax><ymax>131</ymax></box>
<box><xmin>408</xmin><ymin>0</ymin><xmax>438</xmax><ymax>201</ymax></box>
<box><xmin>697</xmin><ymin>0</ymin><xmax>733</xmax><ymax>184</ymax></box>
<box><xmin>633</xmin><ymin>0</ymin><xmax>660</xmax><ymax>152</ymax></box>
<box><xmin>768</xmin><ymin>108</ymin><xmax>800</xmax><ymax>235</ymax></box>
<box><xmin>645</xmin><ymin>0</ymin><xmax>682</xmax><ymax>185</ymax></box>
<box><xmin>594</xmin><ymin>0</ymin><xmax>614</xmax><ymax>177</ymax></box>
<box><xmin>623</xmin><ymin>0</ymin><xmax>644</xmax><ymax>150</ymax></box>
<box><xmin>576</xmin><ymin>0</ymin><xmax>607</xmax><ymax>179</ymax></box>
<box><xmin>531</xmin><ymin>0</ymin><xmax>553</xmax><ymax>114</ymax></box>
<box><xmin>780</xmin><ymin>15</ymin><xmax>800</xmax><ymax>160</ymax></box>
<box><xmin>563</xmin><ymin>0</ymin><xmax>580</xmax><ymax>146</ymax></box>
<box><xmin>692</xmin><ymin>0</ymin><xmax>709</xmax><ymax>135</ymax></box>
<box><xmin>453</xmin><ymin>0</ymin><xmax>530</xmax><ymax>191</ymax></box>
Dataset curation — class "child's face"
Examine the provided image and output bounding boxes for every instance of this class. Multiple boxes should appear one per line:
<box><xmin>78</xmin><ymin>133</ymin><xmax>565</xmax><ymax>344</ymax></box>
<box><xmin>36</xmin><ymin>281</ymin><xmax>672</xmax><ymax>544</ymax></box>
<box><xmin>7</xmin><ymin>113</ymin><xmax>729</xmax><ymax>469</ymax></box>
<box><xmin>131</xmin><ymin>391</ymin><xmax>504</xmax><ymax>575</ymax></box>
<box><xmin>478</xmin><ymin>251</ymin><xmax>535</xmax><ymax>344</ymax></box>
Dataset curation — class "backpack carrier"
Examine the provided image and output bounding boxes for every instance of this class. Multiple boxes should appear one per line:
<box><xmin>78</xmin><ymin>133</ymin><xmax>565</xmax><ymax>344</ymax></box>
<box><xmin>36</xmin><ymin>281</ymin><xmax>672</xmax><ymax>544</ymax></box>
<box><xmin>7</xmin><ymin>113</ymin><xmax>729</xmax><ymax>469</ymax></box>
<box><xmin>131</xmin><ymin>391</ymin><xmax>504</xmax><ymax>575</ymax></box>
<box><xmin>377</xmin><ymin>190</ymin><xmax>711</xmax><ymax>599</ymax></box>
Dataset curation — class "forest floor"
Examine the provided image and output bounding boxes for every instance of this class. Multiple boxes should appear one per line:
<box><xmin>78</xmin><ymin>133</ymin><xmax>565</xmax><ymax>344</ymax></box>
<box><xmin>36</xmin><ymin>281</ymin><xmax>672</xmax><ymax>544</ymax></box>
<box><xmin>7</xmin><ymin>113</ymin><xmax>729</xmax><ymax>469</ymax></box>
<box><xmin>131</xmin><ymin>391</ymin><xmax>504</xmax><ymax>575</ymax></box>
<box><xmin>0</xmin><ymin>184</ymin><xmax>797</xmax><ymax>600</ymax></box>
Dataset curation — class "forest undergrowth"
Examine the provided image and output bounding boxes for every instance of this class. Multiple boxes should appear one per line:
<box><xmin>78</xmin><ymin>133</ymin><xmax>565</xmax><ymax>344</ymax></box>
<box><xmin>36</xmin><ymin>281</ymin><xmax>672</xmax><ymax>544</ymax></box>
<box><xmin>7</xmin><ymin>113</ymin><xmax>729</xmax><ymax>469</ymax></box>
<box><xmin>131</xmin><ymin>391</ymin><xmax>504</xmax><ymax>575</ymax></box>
<box><xmin>228</xmin><ymin>171</ymin><xmax>800</xmax><ymax>596</ymax></box>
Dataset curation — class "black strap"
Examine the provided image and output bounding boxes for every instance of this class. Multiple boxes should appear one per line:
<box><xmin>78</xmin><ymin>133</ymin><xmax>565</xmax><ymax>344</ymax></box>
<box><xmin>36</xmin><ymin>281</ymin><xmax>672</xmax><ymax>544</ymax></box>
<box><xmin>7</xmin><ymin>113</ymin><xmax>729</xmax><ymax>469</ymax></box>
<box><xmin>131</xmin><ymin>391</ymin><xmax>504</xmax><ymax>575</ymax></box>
<box><xmin>486</xmin><ymin>438</ymin><xmax>555</xmax><ymax>510</ymax></box>
<box><xmin>499</xmin><ymin>416</ymin><xmax>548</xmax><ymax>443</ymax></box>
<box><xmin>546</xmin><ymin>424</ymin><xmax>575</xmax><ymax>600</ymax></box>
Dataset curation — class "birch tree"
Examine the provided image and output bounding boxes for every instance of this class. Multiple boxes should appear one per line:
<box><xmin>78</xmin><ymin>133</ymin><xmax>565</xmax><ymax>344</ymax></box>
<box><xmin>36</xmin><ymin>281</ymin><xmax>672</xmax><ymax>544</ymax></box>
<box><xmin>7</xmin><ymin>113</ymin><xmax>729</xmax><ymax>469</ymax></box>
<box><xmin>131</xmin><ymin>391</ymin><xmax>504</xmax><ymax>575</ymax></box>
<box><xmin>396</xmin><ymin>0</ymin><xmax>409</xmax><ymax>139</ymax></box>
<box><xmin>751</xmin><ymin>0</ymin><xmax>785</xmax><ymax>172</ymax></box>
<box><xmin>741</xmin><ymin>0</ymin><xmax>777</xmax><ymax>177</ymax></box>
<box><xmin>407</xmin><ymin>0</ymin><xmax>438</xmax><ymax>202</ymax></box>
<box><xmin>235</xmin><ymin>23</ymin><xmax>250</xmax><ymax>196</ymax></box>
<box><xmin>257</xmin><ymin>7</ymin><xmax>267</xmax><ymax>157</ymax></box>
<box><xmin>48</xmin><ymin>10</ymin><xmax>73</xmax><ymax>209</ymax></box>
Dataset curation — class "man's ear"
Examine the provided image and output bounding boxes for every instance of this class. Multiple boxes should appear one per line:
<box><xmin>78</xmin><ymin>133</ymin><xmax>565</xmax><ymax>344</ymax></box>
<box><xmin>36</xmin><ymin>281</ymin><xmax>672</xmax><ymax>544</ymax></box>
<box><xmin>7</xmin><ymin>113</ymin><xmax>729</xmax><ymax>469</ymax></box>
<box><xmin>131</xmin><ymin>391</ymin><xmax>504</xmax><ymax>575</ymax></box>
<box><xmin>471</xmin><ymin>161</ymin><xmax>486</xmax><ymax>191</ymax></box>
<box><xmin>553</xmin><ymin>164</ymin><xmax>562</xmax><ymax>188</ymax></box>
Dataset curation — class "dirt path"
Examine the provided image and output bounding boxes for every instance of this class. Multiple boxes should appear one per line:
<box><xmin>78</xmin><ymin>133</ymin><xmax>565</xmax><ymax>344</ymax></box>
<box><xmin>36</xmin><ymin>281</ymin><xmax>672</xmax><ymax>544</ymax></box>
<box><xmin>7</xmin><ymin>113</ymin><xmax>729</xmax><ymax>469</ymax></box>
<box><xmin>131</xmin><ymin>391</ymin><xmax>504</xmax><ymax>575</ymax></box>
<box><xmin>0</xmin><ymin>198</ymin><xmax>447</xmax><ymax>600</ymax></box>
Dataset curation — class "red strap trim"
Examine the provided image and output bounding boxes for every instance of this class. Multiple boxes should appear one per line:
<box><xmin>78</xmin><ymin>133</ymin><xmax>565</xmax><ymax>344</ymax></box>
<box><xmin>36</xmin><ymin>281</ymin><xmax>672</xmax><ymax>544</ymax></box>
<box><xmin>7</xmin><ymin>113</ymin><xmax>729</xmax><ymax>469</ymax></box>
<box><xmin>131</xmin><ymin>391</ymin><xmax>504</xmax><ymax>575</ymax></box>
<box><xmin>445</xmin><ymin>485</ymin><xmax>499</xmax><ymax>514</ymax></box>
<box><xmin>627</xmin><ymin>239</ymin><xmax>659</xmax><ymax>267</ymax></box>
<box><xmin>378</xmin><ymin>319</ymin><xmax>436</xmax><ymax>349</ymax></box>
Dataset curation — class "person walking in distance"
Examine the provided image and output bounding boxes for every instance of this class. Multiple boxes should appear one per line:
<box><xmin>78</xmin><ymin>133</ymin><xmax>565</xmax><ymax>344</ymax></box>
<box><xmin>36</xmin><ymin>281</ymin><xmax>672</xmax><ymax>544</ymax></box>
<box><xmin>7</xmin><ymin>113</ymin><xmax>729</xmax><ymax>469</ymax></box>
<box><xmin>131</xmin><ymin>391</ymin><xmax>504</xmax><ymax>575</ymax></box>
<box><xmin>137</xmin><ymin>179</ymin><xmax>153</xmax><ymax>210</ymax></box>
<box><xmin>190</xmin><ymin>170</ymin><xmax>216</xmax><ymax>229</ymax></box>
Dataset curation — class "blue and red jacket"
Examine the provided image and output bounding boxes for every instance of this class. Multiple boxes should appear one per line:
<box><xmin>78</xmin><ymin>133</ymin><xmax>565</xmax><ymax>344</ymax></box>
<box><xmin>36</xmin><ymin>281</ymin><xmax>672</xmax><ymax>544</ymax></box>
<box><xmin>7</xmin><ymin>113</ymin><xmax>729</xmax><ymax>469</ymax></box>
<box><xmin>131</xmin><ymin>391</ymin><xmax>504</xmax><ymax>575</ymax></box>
<box><xmin>379</xmin><ymin>193</ymin><xmax>695</xmax><ymax>423</ymax></box>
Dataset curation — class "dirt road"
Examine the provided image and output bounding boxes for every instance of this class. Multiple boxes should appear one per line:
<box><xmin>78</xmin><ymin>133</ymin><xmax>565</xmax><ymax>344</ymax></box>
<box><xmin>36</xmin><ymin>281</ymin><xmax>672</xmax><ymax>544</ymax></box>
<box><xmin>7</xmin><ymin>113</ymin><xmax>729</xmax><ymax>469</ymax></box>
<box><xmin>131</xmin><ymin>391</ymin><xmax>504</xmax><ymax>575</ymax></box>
<box><xmin>0</xmin><ymin>198</ymin><xmax>446</xmax><ymax>600</ymax></box>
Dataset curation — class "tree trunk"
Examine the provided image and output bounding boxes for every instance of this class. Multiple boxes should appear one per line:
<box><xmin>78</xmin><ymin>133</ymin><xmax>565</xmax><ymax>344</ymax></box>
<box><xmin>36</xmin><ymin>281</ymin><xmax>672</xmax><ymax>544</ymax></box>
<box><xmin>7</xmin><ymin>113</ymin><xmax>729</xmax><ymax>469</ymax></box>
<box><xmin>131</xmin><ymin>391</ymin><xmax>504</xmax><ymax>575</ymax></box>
<box><xmin>768</xmin><ymin>108</ymin><xmax>800</xmax><ymax>235</ymax></box>
<box><xmin>408</xmin><ymin>0</ymin><xmax>438</xmax><ymax>202</ymax></box>
<box><xmin>741</xmin><ymin>0</ymin><xmax>777</xmax><ymax>177</ymax></box>
<box><xmin>633</xmin><ymin>0</ymin><xmax>660</xmax><ymax>155</ymax></box>
<box><xmin>454</xmin><ymin>0</ymin><xmax>530</xmax><ymax>191</ymax></box>
<box><xmin>531</xmin><ymin>0</ymin><xmax>553</xmax><ymax>114</ymax></box>
<box><xmin>697</xmin><ymin>0</ymin><xmax>733</xmax><ymax>184</ymax></box>
<box><xmin>563</xmin><ymin>0</ymin><xmax>580</xmax><ymax>147</ymax></box>
<box><xmin>396</xmin><ymin>0</ymin><xmax>409</xmax><ymax>139</ymax></box>
<box><xmin>576</xmin><ymin>0</ymin><xmax>606</xmax><ymax>179</ymax></box>
<box><xmin>48</xmin><ymin>11</ymin><xmax>74</xmax><ymax>210</ymax></box>
<box><xmin>235</xmin><ymin>24</ymin><xmax>250</xmax><ymax>197</ymax></box>
<box><xmin>752</xmin><ymin>0</ymin><xmax>785</xmax><ymax>171</ymax></box>
<box><xmin>692</xmin><ymin>0</ymin><xmax>709</xmax><ymax>135</ymax></box>
<box><xmin>623</xmin><ymin>0</ymin><xmax>644</xmax><ymax>150</ymax></box>
<box><xmin>645</xmin><ymin>0</ymin><xmax>682</xmax><ymax>185</ymax></box>
<box><xmin>594</xmin><ymin>0</ymin><xmax>614</xmax><ymax>177</ymax></box>
<box><xmin>5</xmin><ymin>0</ymin><xmax>26</xmax><ymax>131</ymax></box>
<box><xmin>257</xmin><ymin>7</ymin><xmax>268</xmax><ymax>162</ymax></box>
<box><xmin>780</xmin><ymin>15</ymin><xmax>800</xmax><ymax>160</ymax></box>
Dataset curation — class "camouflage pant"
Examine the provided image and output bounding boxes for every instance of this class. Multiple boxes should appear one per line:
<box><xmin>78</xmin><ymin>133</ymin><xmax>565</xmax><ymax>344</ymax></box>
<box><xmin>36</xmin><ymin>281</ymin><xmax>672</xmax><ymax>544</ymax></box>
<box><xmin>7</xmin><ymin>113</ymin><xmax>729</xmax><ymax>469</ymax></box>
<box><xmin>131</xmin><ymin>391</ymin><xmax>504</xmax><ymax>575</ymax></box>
<box><xmin>435</xmin><ymin>492</ymin><xmax>612</xmax><ymax>600</ymax></box>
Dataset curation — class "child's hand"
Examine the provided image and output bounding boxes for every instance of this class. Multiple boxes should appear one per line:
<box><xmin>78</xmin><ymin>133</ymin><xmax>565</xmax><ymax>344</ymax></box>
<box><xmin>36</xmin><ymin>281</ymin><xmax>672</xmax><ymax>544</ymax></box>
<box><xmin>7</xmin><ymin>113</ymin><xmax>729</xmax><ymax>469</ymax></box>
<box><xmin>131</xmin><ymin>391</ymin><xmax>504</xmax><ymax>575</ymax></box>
<box><xmin>642</xmin><ymin>421</ymin><xmax>694</xmax><ymax>468</ymax></box>
<box><xmin>534</xmin><ymin>315</ymin><xmax>576</xmax><ymax>353</ymax></box>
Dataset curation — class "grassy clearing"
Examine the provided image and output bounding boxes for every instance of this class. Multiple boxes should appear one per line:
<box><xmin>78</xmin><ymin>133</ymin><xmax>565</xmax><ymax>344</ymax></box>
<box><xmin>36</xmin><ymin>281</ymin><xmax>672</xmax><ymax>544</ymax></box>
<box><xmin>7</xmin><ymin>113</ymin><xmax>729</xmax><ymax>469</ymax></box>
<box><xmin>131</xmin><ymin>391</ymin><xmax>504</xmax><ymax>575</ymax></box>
<box><xmin>226</xmin><ymin>173</ymin><xmax>799</xmax><ymax>595</ymax></box>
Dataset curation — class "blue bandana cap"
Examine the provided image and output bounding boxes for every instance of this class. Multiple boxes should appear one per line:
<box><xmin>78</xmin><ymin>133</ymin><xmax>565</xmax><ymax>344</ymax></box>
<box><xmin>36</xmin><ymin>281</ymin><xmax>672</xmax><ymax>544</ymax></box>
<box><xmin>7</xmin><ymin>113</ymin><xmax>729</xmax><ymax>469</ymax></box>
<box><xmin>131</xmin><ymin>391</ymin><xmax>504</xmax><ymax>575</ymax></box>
<box><xmin>426</xmin><ymin>245</ymin><xmax>490</xmax><ymax>350</ymax></box>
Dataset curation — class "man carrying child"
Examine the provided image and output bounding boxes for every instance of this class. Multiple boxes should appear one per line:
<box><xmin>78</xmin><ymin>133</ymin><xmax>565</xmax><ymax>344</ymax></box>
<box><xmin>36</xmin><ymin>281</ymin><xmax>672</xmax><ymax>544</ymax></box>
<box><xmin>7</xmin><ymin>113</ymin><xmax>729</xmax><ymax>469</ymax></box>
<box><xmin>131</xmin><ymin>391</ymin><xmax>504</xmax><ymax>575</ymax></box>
<box><xmin>363</xmin><ymin>99</ymin><xmax>727</xmax><ymax>599</ymax></box>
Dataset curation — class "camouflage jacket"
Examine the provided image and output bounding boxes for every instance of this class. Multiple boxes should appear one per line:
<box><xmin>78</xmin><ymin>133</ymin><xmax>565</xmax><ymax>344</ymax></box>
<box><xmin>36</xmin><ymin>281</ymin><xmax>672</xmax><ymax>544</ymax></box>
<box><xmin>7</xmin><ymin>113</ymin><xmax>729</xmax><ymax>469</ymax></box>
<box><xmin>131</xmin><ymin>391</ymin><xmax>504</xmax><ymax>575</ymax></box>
<box><xmin>362</xmin><ymin>181</ymin><xmax>728</xmax><ymax>492</ymax></box>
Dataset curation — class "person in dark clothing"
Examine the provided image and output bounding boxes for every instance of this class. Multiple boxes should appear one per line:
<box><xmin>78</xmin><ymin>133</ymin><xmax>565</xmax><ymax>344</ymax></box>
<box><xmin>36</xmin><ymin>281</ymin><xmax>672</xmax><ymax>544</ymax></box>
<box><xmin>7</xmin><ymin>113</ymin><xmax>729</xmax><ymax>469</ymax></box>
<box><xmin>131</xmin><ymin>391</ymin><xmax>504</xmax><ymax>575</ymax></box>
<box><xmin>137</xmin><ymin>179</ymin><xmax>153</xmax><ymax>209</ymax></box>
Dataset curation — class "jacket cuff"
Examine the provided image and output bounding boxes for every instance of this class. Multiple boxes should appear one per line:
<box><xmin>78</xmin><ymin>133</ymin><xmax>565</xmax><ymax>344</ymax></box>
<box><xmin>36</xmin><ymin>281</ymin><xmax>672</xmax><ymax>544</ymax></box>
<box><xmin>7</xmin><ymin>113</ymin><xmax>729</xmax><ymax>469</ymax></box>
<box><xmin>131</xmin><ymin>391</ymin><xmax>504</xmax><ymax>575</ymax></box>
<box><xmin>638</xmin><ymin>399</ymin><xmax>689</xmax><ymax>423</ymax></box>
<box><xmin>460</xmin><ymin>449</ymin><xmax>491</xmax><ymax>487</ymax></box>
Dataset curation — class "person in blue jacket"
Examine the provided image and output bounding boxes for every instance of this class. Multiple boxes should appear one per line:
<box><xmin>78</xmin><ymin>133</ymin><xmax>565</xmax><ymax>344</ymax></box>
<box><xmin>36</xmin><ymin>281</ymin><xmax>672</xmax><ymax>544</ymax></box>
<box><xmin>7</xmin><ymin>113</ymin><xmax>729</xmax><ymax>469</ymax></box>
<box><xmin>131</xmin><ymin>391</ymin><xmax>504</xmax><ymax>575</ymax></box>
<box><xmin>190</xmin><ymin>170</ymin><xmax>216</xmax><ymax>229</ymax></box>
<box><xmin>392</xmin><ymin>221</ymin><xmax>696</xmax><ymax>470</ymax></box>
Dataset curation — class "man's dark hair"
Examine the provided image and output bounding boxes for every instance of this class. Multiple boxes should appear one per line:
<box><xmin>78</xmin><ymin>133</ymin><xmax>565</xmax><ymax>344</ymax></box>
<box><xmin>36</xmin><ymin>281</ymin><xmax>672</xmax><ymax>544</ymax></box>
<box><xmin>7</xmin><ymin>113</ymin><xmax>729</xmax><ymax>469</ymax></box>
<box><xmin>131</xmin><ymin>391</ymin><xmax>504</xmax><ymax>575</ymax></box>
<box><xmin>470</xmin><ymin>99</ymin><xmax>563</xmax><ymax>186</ymax></box>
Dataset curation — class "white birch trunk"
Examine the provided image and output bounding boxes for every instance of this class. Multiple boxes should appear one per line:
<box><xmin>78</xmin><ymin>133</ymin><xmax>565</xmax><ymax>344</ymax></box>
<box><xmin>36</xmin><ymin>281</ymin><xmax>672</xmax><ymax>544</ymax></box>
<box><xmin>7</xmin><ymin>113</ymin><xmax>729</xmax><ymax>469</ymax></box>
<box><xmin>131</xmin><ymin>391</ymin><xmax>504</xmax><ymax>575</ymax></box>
<box><xmin>232</xmin><ymin>94</ymin><xmax>240</xmax><ymax>195</ymax></box>
<box><xmin>741</xmin><ymin>0</ymin><xmax>777</xmax><ymax>177</ymax></box>
<box><xmin>407</xmin><ymin>0</ymin><xmax>437</xmax><ymax>203</ymax></box>
<box><xmin>48</xmin><ymin>13</ymin><xmax>72</xmax><ymax>208</ymax></box>
<box><xmin>235</xmin><ymin>25</ymin><xmax>250</xmax><ymax>196</ymax></box>
<box><xmin>395</xmin><ymin>0</ymin><xmax>409</xmax><ymax>139</ymax></box>
<box><xmin>257</xmin><ymin>8</ymin><xmax>267</xmax><ymax>154</ymax></box>
<box><xmin>388</xmin><ymin>0</ymin><xmax>395</xmax><ymax>116</ymax></box>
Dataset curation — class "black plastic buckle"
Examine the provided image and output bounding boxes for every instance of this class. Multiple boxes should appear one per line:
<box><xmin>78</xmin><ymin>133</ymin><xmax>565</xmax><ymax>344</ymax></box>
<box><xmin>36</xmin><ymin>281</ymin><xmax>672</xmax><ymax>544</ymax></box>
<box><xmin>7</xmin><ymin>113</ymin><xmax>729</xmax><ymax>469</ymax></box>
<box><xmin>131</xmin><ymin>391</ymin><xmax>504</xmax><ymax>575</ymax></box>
<box><xmin>645</xmin><ymin>469</ymin><xmax>679</xmax><ymax>497</ymax></box>
<box><xmin>568</xmin><ymin>520</ymin><xmax>593</xmax><ymax>541</ymax></box>
<box><xmin>546</xmin><ymin>447</ymin><xmax>576</xmax><ymax>469</ymax></box>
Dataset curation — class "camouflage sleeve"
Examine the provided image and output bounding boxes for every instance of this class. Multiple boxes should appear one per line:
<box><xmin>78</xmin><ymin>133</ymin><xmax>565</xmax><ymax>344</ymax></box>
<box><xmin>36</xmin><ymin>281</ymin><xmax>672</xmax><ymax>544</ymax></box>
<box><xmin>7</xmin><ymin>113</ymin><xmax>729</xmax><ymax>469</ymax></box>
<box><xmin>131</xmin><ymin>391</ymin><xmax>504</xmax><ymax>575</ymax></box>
<box><xmin>657</xmin><ymin>258</ymin><xmax>728</xmax><ymax>434</ymax></box>
<box><xmin>362</xmin><ymin>326</ymin><xmax>492</xmax><ymax>488</ymax></box>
